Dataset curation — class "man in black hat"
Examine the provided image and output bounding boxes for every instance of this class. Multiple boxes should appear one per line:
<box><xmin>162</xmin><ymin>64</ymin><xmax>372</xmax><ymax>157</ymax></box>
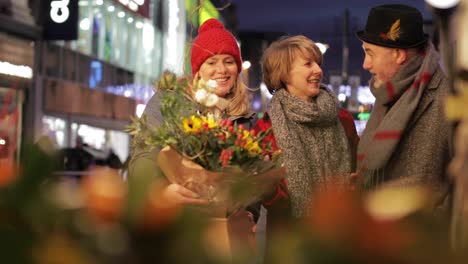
<box><xmin>355</xmin><ymin>4</ymin><xmax>452</xmax><ymax>209</ymax></box>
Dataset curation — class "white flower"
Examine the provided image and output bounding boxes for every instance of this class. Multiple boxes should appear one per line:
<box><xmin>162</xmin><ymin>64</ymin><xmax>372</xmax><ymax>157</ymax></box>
<box><xmin>206</xmin><ymin>79</ymin><xmax>218</xmax><ymax>92</ymax></box>
<box><xmin>194</xmin><ymin>89</ymin><xmax>208</xmax><ymax>103</ymax></box>
<box><xmin>194</xmin><ymin>79</ymin><xmax>219</xmax><ymax>107</ymax></box>
<box><xmin>204</xmin><ymin>94</ymin><xmax>219</xmax><ymax>107</ymax></box>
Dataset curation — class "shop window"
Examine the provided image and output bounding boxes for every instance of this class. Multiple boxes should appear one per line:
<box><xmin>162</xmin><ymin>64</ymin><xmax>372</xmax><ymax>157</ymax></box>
<box><xmin>114</xmin><ymin>8</ymin><xmax>127</xmax><ymax>67</ymax></box>
<box><xmin>126</xmin><ymin>14</ymin><xmax>138</xmax><ymax>69</ymax></box>
<box><xmin>77</xmin><ymin>0</ymin><xmax>92</xmax><ymax>55</ymax></box>
<box><xmin>91</xmin><ymin>16</ymin><xmax>102</xmax><ymax>57</ymax></box>
<box><xmin>103</xmin><ymin>10</ymin><xmax>114</xmax><ymax>62</ymax></box>
<box><xmin>71</xmin><ymin>123</ymin><xmax>129</xmax><ymax>166</ymax></box>
<box><xmin>108</xmin><ymin>130</ymin><xmax>129</xmax><ymax>164</ymax></box>
<box><xmin>66</xmin><ymin>0</ymin><xmax>163</xmax><ymax>85</ymax></box>
<box><xmin>73</xmin><ymin>123</ymin><xmax>106</xmax><ymax>150</ymax></box>
<box><xmin>42</xmin><ymin>116</ymin><xmax>67</xmax><ymax>148</ymax></box>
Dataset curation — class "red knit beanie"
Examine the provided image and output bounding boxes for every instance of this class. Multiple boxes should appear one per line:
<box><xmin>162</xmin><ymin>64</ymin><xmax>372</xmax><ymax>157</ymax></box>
<box><xmin>191</xmin><ymin>18</ymin><xmax>242</xmax><ymax>76</ymax></box>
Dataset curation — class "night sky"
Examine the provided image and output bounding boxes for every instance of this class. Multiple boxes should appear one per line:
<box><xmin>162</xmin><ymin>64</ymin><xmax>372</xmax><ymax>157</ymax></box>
<box><xmin>231</xmin><ymin>0</ymin><xmax>431</xmax><ymax>33</ymax></box>
<box><xmin>229</xmin><ymin>0</ymin><xmax>434</xmax><ymax>84</ymax></box>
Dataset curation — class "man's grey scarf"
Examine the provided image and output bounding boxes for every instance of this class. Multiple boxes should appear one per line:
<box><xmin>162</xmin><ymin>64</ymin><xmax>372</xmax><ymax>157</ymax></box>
<box><xmin>357</xmin><ymin>43</ymin><xmax>440</xmax><ymax>188</ymax></box>
<box><xmin>269</xmin><ymin>86</ymin><xmax>351</xmax><ymax>217</ymax></box>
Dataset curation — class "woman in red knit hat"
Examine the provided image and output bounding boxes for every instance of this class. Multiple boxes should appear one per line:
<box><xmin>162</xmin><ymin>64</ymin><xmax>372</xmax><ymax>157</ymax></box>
<box><xmin>131</xmin><ymin>18</ymin><xmax>255</xmax><ymax>203</ymax></box>
<box><xmin>129</xmin><ymin>18</ymin><xmax>259</xmax><ymax>256</ymax></box>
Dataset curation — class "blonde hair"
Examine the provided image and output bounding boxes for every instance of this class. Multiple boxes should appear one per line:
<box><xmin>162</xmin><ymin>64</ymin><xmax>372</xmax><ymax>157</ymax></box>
<box><xmin>191</xmin><ymin>72</ymin><xmax>250</xmax><ymax>117</ymax></box>
<box><xmin>261</xmin><ymin>35</ymin><xmax>323</xmax><ymax>94</ymax></box>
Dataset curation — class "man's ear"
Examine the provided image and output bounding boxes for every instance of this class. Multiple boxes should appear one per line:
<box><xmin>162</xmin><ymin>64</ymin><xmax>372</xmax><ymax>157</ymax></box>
<box><xmin>395</xmin><ymin>48</ymin><xmax>407</xmax><ymax>65</ymax></box>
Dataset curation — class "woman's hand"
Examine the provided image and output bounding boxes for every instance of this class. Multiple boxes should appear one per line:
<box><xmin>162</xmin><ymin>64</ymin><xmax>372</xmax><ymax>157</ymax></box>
<box><xmin>161</xmin><ymin>183</ymin><xmax>210</xmax><ymax>205</ymax></box>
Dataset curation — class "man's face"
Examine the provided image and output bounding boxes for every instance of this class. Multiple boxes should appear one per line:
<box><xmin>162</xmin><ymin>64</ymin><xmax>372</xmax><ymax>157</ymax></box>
<box><xmin>361</xmin><ymin>42</ymin><xmax>401</xmax><ymax>88</ymax></box>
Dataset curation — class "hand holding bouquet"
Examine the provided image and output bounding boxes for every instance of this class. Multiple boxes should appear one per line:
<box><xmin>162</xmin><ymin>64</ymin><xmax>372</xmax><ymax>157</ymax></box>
<box><xmin>127</xmin><ymin>72</ymin><xmax>284</xmax><ymax>213</ymax></box>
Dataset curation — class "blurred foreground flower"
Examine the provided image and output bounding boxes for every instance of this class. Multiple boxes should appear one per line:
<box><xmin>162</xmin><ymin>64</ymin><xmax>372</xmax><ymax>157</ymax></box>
<box><xmin>82</xmin><ymin>168</ymin><xmax>127</xmax><ymax>225</ymax></box>
<box><xmin>364</xmin><ymin>185</ymin><xmax>431</xmax><ymax>221</ymax></box>
<box><xmin>0</xmin><ymin>141</ymin><xmax>466</xmax><ymax>263</ymax></box>
<box><xmin>139</xmin><ymin>182</ymin><xmax>183</xmax><ymax>231</ymax></box>
<box><xmin>261</xmin><ymin>184</ymin><xmax>457</xmax><ymax>264</ymax></box>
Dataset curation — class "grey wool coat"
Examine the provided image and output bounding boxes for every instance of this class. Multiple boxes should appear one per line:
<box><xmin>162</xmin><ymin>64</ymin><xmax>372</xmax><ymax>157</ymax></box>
<box><xmin>361</xmin><ymin>68</ymin><xmax>453</xmax><ymax>209</ymax></box>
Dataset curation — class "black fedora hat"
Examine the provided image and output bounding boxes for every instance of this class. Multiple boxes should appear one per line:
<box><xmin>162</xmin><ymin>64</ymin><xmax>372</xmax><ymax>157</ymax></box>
<box><xmin>356</xmin><ymin>4</ymin><xmax>428</xmax><ymax>48</ymax></box>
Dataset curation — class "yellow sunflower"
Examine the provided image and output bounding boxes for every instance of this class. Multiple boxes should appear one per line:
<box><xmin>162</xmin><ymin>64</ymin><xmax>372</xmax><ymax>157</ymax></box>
<box><xmin>182</xmin><ymin>116</ymin><xmax>203</xmax><ymax>133</ymax></box>
<box><xmin>247</xmin><ymin>141</ymin><xmax>262</xmax><ymax>156</ymax></box>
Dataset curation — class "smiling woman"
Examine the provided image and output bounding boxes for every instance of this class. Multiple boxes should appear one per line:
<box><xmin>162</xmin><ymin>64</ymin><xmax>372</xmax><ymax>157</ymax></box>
<box><xmin>189</xmin><ymin>18</ymin><xmax>250</xmax><ymax>118</ymax></box>
<box><xmin>129</xmin><ymin>17</ymin><xmax>260</xmax><ymax>258</ymax></box>
<box><xmin>260</xmin><ymin>35</ymin><xmax>352</xmax><ymax>218</ymax></box>
<box><xmin>255</xmin><ymin>35</ymin><xmax>355</xmax><ymax>263</ymax></box>
<box><xmin>198</xmin><ymin>54</ymin><xmax>238</xmax><ymax>97</ymax></box>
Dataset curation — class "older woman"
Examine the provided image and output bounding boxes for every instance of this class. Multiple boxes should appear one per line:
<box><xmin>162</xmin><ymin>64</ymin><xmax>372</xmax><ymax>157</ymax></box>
<box><xmin>260</xmin><ymin>35</ymin><xmax>352</xmax><ymax>218</ymax></box>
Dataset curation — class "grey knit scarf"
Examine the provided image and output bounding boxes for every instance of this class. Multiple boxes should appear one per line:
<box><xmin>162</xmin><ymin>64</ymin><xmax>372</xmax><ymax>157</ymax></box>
<box><xmin>269</xmin><ymin>86</ymin><xmax>351</xmax><ymax>217</ymax></box>
<box><xmin>357</xmin><ymin>43</ymin><xmax>440</xmax><ymax>188</ymax></box>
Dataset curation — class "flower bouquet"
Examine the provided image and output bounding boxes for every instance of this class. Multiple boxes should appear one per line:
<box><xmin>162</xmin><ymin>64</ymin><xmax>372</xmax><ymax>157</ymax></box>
<box><xmin>127</xmin><ymin>72</ymin><xmax>284</xmax><ymax>216</ymax></box>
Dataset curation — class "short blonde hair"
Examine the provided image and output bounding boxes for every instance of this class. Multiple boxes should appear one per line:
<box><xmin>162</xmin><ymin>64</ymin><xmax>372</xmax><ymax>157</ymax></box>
<box><xmin>261</xmin><ymin>35</ymin><xmax>323</xmax><ymax>94</ymax></box>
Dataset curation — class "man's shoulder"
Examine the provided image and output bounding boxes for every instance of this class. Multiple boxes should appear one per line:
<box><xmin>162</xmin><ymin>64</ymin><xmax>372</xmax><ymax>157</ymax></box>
<box><xmin>416</xmin><ymin>68</ymin><xmax>450</xmax><ymax>107</ymax></box>
<box><xmin>428</xmin><ymin>67</ymin><xmax>450</xmax><ymax>94</ymax></box>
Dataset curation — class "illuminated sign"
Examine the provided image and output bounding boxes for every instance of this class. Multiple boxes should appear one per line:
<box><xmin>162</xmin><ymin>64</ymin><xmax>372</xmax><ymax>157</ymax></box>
<box><xmin>0</xmin><ymin>61</ymin><xmax>33</xmax><ymax>79</ymax></box>
<box><xmin>43</xmin><ymin>0</ymin><xmax>78</xmax><ymax>40</ymax></box>
<box><xmin>50</xmin><ymin>0</ymin><xmax>70</xmax><ymax>23</ymax></box>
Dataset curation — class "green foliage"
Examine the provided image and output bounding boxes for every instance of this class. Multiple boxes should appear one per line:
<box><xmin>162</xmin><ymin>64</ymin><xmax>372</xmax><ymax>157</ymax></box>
<box><xmin>126</xmin><ymin>72</ymin><xmax>199</xmax><ymax>153</ymax></box>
